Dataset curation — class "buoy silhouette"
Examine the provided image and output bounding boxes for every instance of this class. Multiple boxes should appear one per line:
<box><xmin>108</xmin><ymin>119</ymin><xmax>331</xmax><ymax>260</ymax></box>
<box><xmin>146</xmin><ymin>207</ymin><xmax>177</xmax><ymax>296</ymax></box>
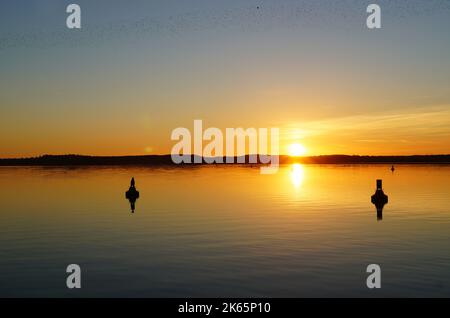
<box><xmin>125</xmin><ymin>177</ymin><xmax>140</xmax><ymax>213</ymax></box>
<box><xmin>371</xmin><ymin>179</ymin><xmax>388</xmax><ymax>221</ymax></box>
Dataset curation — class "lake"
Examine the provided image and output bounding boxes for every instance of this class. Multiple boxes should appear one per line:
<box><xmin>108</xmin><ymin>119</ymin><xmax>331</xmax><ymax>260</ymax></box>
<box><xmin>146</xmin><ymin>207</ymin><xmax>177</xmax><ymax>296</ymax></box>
<box><xmin>0</xmin><ymin>164</ymin><xmax>449</xmax><ymax>297</ymax></box>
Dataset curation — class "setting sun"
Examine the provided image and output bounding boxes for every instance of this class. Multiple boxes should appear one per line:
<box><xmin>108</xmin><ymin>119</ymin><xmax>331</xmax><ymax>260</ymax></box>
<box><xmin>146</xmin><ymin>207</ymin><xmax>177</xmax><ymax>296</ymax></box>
<box><xmin>288</xmin><ymin>143</ymin><xmax>307</xmax><ymax>157</ymax></box>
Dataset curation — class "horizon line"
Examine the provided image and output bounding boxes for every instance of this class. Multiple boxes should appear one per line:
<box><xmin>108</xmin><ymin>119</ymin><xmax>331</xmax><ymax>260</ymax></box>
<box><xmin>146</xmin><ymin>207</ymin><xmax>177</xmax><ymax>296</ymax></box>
<box><xmin>0</xmin><ymin>153</ymin><xmax>450</xmax><ymax>160</ymax></box>
<box><xmin>2</xmin><ymin>153</ymin><xmax>450</xmax><ymax>160</ymax></box>
<box><xmin>1</xmin><ymin>154</ymin><xmax>450</xmax><ymax>166</ymax></box>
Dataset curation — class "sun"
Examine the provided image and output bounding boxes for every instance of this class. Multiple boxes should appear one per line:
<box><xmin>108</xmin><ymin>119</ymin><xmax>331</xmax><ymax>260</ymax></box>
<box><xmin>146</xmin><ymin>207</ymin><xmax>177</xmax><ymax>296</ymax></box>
<box><xmin>288</xmin><ymin>143</ymin><xmax>307</xmax><ymax>157</ymax></box>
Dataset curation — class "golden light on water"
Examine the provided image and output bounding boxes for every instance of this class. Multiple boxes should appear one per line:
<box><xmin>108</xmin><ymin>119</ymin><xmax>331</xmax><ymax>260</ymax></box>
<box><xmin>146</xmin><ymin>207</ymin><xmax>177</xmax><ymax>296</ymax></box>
<box><xmin>288</xmin><ymin>143</ymin><xmax>307</xmax><ymax>157</ymax></box>
<box><xmin>290</xmin><ymin>163</ymin><xmax>305</xmax><ymax>188</ymax></box>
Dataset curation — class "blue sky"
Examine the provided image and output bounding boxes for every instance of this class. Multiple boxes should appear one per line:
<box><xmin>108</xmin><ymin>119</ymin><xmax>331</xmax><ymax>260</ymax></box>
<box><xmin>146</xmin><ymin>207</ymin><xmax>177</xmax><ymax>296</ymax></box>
<box><xmin>1</xmin><ymin>1</ymin><xmax>449</xmax><ymax>156</ymax></box>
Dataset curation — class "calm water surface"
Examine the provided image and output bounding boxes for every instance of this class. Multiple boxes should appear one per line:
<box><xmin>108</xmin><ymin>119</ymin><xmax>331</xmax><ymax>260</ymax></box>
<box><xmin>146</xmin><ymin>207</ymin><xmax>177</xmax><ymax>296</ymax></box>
<box><xmin>0</xmin><ymin>164</ymin><xmax>449</xmax><ymax>297</ymax></box>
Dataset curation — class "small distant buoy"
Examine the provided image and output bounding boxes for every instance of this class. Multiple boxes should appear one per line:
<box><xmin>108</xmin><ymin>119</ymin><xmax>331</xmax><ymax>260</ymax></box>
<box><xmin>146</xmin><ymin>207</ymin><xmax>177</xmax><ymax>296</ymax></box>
<box><xmin>257</xmin><ymin>6</ymin><xmax>260</xmax><ymax>10</ymax></box>
<box><xmin>391</xmin><ymin>165</ymin><xmax>395</xmax><ymax>172</ymax></box>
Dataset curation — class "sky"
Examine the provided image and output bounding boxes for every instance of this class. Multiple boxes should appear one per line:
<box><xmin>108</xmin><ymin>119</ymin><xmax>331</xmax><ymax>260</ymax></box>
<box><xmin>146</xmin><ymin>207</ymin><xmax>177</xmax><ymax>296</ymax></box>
<box><xmin>1</xmin><ymin>0</ymin><xmax>450</xmax><ymax>157</ymax></box>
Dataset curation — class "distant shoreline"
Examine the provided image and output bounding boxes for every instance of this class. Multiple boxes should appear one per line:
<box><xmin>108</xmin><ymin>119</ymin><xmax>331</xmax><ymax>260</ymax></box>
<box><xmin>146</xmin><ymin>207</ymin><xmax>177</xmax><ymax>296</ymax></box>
<box><xmin>1</xmin><ymin>154</ymin><xmax>449</xmax><ymax>166</ymax></box>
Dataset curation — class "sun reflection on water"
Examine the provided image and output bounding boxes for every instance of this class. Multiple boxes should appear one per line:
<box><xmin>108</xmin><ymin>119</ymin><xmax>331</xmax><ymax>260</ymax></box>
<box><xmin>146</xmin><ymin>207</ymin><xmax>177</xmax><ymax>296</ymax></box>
<box><xmin>290</xmin><ymin>163</ymin><xmax>305</xmax><ymax>188</ymax></box>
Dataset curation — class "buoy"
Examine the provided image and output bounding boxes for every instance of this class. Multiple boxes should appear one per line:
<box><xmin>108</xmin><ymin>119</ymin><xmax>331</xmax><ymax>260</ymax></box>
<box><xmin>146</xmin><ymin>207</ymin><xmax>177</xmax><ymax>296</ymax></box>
<box><xmin>125</xmin><ymin>177</ymin><xmax>140</xmax><ymax>213</ymax></box>
<box><xmin>371</xmin><ymin>179</ymin><xmax>388</xmax><ymax>221</ymax></box>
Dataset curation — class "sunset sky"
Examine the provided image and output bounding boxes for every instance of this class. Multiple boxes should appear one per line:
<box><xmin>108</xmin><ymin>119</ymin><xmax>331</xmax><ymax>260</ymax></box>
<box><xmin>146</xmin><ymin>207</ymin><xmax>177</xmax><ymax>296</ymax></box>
<box><xmin>1</xmin><ymin>0</ymin><xmax>449</xmax><ymax>158</ymax></box>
